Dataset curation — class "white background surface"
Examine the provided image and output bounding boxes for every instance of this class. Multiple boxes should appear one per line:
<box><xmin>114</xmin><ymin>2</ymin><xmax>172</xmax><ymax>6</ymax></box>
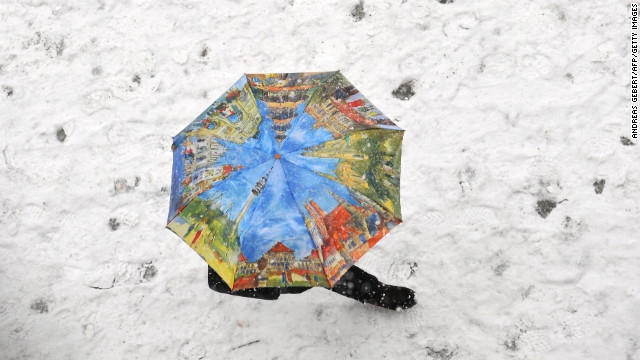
<box><xmin>1</xmin><ymin>0</ymin><xmax>638</xmax><ymax>359</ymax></box>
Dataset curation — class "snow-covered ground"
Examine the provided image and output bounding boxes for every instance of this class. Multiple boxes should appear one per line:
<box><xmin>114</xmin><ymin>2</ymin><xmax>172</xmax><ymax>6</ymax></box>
<box><xmin>1</xmin><ymin>0</ymin><xmax>638</xmax><ymax>359</ymax></box>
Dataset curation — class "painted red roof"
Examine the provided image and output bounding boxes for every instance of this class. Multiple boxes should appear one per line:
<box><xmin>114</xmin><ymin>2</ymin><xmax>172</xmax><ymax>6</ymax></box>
<box><xmin>348</xmin><ymin>99</ymin><xmax>365</xmax><ymax>107</ymax></box>
<box><xmin>267</xmin><ymin>241</ymin><xmax>294</xmax><ymax>253</ymax></box>
<box><xmin>226</xmin><ymin>90</ymin><xmax>240</xmax><ymax>100</ymax></box>
<box><xmin>331</xmin><ymin>97</ymin><xmax>376</xmax><ymax>125</ymax></box>
<box><xmin>233</xmin><ymin>274</ymin><xmax>256</xmax><ymax>290</ymax></box>
<box><xmin>306</xmin><ymin>249</ymin><xmax>319</xmax><ymax>260</ymax></box>
<box><xmin>238</xmin><ymin>252</ymin><xmax>248</xmax><ymax>262</ymax></box>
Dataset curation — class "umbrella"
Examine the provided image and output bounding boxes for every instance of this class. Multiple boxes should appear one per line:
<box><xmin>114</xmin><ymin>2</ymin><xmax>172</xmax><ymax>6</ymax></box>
<box><xmin>166</xmin><ymin>71</ymin><xmax>404</xmax><ymax>291</ymax></box>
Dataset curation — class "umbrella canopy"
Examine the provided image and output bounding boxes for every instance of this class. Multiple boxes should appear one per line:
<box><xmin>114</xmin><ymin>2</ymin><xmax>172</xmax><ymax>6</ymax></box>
<box><xmin>167</xmin><ymin>71</ymin><xmax>404</xmax><ymax>290</ymax></box>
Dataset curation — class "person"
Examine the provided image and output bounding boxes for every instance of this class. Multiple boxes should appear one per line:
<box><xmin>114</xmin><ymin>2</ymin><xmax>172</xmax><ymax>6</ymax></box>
<box><xmin>207</xmin><ymin>265</ymin><xmax>417</xmax><ymax>310</ymax></box>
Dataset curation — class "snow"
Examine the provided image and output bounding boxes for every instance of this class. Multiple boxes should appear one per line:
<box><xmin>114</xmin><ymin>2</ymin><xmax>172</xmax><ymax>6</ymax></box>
<box><xmin>0</xmin><ymin>0</ymin><xmax>638</xmax><ymax>359</ymax></box>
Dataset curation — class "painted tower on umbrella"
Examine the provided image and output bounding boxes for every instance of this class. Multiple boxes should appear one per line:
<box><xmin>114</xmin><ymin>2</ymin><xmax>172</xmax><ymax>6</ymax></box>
<box><xmin>248</xmin><ymin>73</ymin><xmax>323</xmax><ymax>144</ymax></box>
<box><xmin>256</xmin><ymin>88</ymin><xmax>307</xmax><ymax>143</ymax></box>
<box><xmin>234</xmin><ymin>167</ymin><xmax>272</xmax><ymax>226</ymax></box>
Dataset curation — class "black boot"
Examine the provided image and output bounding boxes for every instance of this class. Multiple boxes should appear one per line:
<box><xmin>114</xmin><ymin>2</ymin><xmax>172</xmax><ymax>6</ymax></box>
<box><xmin>330</xmin><ymin>266</ymin><xmax>416</xmax><ymax>310</ymax></box>
<box><xmin>208</xmin><ymin>265</ymin><xmax>281</xmax><ymax>300</ymax></box>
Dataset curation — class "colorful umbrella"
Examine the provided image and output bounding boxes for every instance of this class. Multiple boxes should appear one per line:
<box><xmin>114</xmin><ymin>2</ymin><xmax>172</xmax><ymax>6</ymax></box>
<box><xmin>167</xmin><ymin>71</ymin><xmax>404</xmax><ymax>291</ymax></box>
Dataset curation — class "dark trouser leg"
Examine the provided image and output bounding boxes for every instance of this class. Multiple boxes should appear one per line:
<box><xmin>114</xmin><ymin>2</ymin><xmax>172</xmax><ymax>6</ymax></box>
<box><xmin>278</xmin><ymin>286</ymin><xmax>312</xmax><ymax>294</ymax></box>
<box><xmin>330</xmin><ymin>265</ymin><xmax>416</xmax><ymax>310</ymax></box>
<box><xmin>208</xmin><ymin>266</ymin><xmax>280</xmax><ymax>300</ymax></box>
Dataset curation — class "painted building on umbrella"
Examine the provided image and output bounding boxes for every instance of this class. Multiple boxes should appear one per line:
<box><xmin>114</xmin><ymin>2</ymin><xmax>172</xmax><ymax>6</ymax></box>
<box><xmin>303</xmin><ymin>70</ymin><xmax>397</xmax><ymax>140</ymax></box>
<box><xmin>295</xmin><ymin>249</ymin><xmax>323</xmax><ymax>272</ymax></box>
<box><xmin>302</xmin><ymin>190</ymin><xmax>395</xmax><ymax>285</ymax></box>
<box><xmin>305</xmin><ymin>98</ymin><xmax>358</xmax><ymax>138</ymax></box>
<box><xmin>233</xmin><ymin>242</ymin><xmax>327</xmax><ymax>289</ymax></box>
<box><xmin>247</xmin><ymin>72</ymin><xmax>332</xmax><ymax>143</ymax></box>
<box><xmin>263</xmin><ymin>242</ymin><xmax>296</xmax><ymax>274</ymax></box>
<box><xmin>193</xmin><ymin>134</ymin><xmax>227</xmax><ymax>169</ymax></box>
<box><xmin>303</xmin><ymin>214</ymin><xmax>325</xmax><ymax>262</ymax></box>
<box><xmin>236</xmin><ymin>252</ymin><xmax>257</xmax><ymax>277</ymax></box>
<box><xmin>301</xmin><ymin>135</ymin><xmax>369</xmax><ymax>190</ymax></box>
<box><xmin>195</xmin><ymin>82</ymin><xmax>262</xmax><ymax>145</ymax></box>
<box><xmin>252</xmin><ymin>87</ymin><xmax>308</xmax><ymax>143</ymax></box>
<box><xmin>181</xmin><ymin>164</ymin><xmax>244</xmax><ymax>204</ymax></box>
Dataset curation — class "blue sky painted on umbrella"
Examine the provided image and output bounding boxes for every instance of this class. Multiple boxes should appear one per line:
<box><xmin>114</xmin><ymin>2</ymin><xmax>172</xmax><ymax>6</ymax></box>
<box><xmin>279</xmin><ymin>104</ymin><xmax>334</xmax><ymax>153</ymax></box>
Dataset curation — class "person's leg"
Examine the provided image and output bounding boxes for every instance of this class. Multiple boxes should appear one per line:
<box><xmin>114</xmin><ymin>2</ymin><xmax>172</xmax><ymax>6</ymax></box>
<box><xmin>278</xmin><ymin>286</ymin><xmax>312</xmax><ymax>295</ymax></box>
<box><xmin>330</xmin><ymin>265</ymin><xmax>416</xmax><ymax>310</ymax></box>
<box><xmin>208</xmin><ymin>266</ymin><xmax>281</xmax><ymax>300</ymax></box>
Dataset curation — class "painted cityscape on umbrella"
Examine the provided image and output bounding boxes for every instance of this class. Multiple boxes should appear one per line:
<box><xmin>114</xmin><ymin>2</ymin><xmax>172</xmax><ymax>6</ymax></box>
<box><xmin>167</xmin><ymin>71</ymin><xmax>404</xmax><ymax>290</ymax></box>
